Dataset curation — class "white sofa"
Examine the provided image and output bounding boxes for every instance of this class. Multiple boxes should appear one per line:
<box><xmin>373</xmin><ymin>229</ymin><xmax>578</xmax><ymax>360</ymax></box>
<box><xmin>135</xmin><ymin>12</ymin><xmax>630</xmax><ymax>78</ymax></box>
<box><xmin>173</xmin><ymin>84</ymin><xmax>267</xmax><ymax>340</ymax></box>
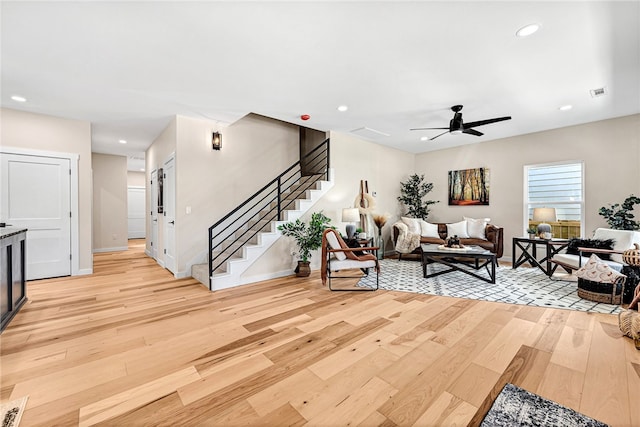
<box><xmin>550</xmin><ymin>228</ymin><xmax>640</xmax><ymax>274</ymax></box>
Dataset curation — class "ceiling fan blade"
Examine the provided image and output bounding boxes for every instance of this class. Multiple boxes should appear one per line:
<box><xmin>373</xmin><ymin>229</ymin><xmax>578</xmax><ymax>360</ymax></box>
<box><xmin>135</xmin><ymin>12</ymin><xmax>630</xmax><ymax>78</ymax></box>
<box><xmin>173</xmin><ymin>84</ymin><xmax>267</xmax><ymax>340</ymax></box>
<box><xmin>463</xmin><ymin>116</ymin><xmax>511</xmax><ymax>129</ymax></box>
<box><xmin>462</xmin><ymin>128</ymin><xmax>483</xmax><ymax>137</ymax></box>
<box><xmin>410</xmin><ymin>127</ymin><xmax>449</xmax><ymax>131</ymax></box>
<box><xmin>429</xmin><ymin>130</ymin><xmax>450</xmax><ymax>141</ymax></box>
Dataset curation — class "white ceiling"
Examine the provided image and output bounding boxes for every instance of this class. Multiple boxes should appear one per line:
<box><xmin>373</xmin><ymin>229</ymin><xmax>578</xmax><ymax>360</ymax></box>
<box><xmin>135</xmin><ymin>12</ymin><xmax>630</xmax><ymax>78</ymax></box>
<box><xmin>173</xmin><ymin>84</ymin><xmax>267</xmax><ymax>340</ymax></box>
<box><xmin>2</xmin><ymin>1</ymin><xmax>639</xmax><ymax>171</ymax></box>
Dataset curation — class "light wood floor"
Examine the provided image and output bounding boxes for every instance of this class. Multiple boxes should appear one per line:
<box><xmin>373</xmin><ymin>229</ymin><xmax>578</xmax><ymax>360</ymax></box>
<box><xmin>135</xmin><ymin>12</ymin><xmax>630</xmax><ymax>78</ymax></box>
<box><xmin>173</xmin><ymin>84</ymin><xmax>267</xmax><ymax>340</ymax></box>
<box><xmin>1</xmin><ymin>239</ymin><xmax>638</xmax><ymax>426</ymax></box>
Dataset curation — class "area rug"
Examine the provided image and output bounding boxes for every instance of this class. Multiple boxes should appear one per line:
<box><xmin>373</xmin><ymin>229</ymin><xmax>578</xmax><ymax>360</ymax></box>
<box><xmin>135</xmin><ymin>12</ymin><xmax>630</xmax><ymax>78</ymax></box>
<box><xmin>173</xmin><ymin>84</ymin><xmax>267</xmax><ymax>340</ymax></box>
<box><xmin>357</xmin><ymin>259</ymin><xmax>622</xmax><ymax>314</ymax></box>
<box><xmin>481</xmin><ymin>383</ymin><xmax>607</xmax><ymax>426</ymax></box>
<box><xmin>1</xmin><ymin>396</ymin><xmax>28</xmax><ymax>427</ymax></box>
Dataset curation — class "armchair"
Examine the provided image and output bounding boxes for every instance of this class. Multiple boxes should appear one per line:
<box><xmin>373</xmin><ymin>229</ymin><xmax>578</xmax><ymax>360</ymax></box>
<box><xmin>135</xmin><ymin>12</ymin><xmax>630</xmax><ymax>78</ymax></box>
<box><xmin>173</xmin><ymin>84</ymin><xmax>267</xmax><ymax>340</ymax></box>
<box><xmin>550</xmin><ymin>228</ymin><xmax>640</xmax><ymax>276</ymax></box>
<box><xmin>321</xmin><ymin>228</ymin><xmax>379</xmax><ymax>291</ymax></box>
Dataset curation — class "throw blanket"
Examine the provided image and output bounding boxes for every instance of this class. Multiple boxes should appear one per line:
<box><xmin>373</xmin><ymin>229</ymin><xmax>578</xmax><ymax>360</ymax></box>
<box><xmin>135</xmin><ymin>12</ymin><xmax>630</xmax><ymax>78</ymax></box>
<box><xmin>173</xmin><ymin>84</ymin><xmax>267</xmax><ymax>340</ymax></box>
<box><xmin>393</xmin><ymin>222</ymin><xmax>421</xmax><ymax>254</ymax></box>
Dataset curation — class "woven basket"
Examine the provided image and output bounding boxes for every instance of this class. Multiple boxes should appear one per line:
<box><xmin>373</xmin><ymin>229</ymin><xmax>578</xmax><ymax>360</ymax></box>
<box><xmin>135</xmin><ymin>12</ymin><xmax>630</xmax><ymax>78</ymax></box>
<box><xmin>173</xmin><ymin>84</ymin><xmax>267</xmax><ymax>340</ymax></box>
<box><xmin>618</xmin><ymin>309</ymin><xmax>640</xmax><ymax>350</ymax></box>
<box><xmin>577</xmin><ymin>277</ymin><xmax>625</xmax><ymax>305</ymax></box>
<box><xmin>623</xmin><ymin>243</ymin><xmax>640</xmax><ymax>266</ymax></box>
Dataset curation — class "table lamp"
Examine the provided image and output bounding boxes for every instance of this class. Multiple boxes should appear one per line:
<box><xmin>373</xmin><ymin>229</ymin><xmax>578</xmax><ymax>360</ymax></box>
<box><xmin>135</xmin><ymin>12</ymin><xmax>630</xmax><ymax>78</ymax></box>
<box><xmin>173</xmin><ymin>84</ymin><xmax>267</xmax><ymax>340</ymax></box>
<box><xmin>342</xmin><ymin>208</ymin><xmax>360</xmax><ymax>239</ymax></box>
<box><xmin>533</xmin><ymin>207</ymin><xmax>556</xmax><ymax>238</ymax></box>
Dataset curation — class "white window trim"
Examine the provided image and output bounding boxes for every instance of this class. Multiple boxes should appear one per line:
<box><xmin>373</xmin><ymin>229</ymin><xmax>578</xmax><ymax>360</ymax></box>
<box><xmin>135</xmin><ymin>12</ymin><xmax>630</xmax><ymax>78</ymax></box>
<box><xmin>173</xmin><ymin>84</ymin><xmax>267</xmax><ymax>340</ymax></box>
<box><xmin>523</xmin><ymin>160</ymin><xmax>585</xmax><ymax>237</ymax></box>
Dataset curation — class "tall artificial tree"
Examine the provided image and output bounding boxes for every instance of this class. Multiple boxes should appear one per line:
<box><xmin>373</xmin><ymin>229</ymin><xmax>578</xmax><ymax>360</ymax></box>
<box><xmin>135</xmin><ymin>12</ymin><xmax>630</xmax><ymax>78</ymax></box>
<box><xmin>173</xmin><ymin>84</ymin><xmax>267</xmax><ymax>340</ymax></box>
<box><xmin>397</xmin><ymin>174</ymin><xmax>439</xmax><ymax>220</ymax></box>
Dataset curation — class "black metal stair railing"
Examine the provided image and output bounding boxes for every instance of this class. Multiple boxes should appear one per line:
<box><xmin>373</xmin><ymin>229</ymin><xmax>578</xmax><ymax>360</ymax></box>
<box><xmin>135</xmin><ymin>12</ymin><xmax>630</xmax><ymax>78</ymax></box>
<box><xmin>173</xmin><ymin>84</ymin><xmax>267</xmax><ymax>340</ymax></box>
<box><xmin>207</xmin><ymin>139</ymin><xmax>330</xmax><ymax>289</ymax></box>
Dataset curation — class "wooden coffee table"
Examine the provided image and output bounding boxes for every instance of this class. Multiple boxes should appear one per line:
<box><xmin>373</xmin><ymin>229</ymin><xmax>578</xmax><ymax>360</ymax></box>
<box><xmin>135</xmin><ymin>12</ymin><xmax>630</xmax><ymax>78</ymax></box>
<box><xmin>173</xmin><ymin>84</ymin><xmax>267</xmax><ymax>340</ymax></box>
<box><xmin>420</xmin><ymin>243</ymin><xmax>497</xmax><ymax>284</ymax></box>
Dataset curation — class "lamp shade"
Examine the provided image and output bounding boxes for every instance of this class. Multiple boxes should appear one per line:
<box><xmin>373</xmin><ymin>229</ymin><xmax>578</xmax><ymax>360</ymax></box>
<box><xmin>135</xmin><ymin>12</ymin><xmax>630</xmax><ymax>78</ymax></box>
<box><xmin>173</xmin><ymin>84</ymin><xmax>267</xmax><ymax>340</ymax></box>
<box><xmin>533</xmin><ymin>207</ymin><xmax>556</xmax><ymax>222</ymax></box>
<box><xmin>342</xmin><ymin>208</ymin><xmax>360</xmax><ymax>223</ymax></box>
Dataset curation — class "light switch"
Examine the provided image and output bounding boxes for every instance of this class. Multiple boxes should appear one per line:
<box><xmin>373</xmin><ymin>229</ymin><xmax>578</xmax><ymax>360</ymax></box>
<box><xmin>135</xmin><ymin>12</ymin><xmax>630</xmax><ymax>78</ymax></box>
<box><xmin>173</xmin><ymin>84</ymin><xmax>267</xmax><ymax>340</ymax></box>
<box><xmin>186</xmin><ymin>206</ymin><xmax>191</xmax><ymax>214</ymax></box>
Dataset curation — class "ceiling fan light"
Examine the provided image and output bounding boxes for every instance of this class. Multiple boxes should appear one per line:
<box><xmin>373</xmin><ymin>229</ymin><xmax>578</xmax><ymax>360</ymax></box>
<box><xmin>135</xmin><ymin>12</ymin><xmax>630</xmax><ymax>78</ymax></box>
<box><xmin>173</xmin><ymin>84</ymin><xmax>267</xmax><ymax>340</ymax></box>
<box><xmin>516</xmin><ymin>23</ymin><xmax>540</xmax><ymax>37</ymax></box>
<box><xmin>451</xmin><ymin>129</ymin><xmax>463</xmax><ymax>135</ymax></box>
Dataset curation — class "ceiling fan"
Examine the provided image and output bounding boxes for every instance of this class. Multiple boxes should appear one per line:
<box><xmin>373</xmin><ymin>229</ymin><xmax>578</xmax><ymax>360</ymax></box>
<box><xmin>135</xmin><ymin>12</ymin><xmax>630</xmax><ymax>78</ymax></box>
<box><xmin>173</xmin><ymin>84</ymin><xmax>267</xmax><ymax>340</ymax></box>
<box><xmin>410</xmin><ymin>105</ymin><xmax>511</xmax><ymax>141</ymax></box>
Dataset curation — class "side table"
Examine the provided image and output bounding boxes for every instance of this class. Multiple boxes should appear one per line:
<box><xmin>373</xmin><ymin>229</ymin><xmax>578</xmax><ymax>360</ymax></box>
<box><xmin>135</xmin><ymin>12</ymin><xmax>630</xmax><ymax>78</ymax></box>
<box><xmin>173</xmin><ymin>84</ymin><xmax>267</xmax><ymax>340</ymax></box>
<box><xmin>512</xmin><ymin>237</ymin><xmax>569</xmax><ymax>276</ymax></box>
<box><xmin>621</xmin><ymin>265</ymin><xmax>640</xmax><ymax>304</ymax></box>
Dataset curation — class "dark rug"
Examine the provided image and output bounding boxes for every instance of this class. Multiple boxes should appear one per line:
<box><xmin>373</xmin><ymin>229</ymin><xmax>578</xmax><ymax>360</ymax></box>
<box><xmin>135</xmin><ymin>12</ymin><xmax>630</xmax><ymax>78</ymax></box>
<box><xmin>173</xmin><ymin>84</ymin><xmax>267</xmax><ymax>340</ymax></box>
<box><xmin>481</xmin><ymin>383</ymin><xmax>607</xmax><ymax>426</ymax></box>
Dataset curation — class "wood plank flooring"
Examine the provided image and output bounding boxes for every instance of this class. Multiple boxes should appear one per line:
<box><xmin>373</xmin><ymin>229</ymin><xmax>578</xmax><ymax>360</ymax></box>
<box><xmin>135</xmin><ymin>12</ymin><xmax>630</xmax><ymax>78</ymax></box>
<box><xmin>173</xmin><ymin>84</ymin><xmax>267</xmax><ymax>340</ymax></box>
<box><xmin>1</xmin><ymin>239</ymin><xmax>638</xmax><ymax>426</ymax></box>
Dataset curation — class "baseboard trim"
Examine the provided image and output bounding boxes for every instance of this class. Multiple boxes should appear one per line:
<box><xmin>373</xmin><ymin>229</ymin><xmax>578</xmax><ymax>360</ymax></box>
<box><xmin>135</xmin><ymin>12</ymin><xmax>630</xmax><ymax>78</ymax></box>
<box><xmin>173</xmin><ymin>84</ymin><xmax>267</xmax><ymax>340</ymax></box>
<box><xmin>93</xmin><ymin>246</ymin><xmax>128</xmax><ymax>253</ymax></box>
<box><xmin>75</xmin><ymin>268</ymin><xmax>93</xmax><ymax>276</ymax></box>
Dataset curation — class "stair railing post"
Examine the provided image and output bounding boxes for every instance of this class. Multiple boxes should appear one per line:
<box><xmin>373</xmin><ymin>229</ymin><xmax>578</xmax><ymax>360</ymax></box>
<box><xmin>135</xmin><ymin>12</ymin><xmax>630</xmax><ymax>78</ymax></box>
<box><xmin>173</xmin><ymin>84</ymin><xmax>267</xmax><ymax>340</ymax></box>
<box><xmin>277</xmin><ymin>176</ymin><xmax>282</xmax><ymax>221</ymax></box>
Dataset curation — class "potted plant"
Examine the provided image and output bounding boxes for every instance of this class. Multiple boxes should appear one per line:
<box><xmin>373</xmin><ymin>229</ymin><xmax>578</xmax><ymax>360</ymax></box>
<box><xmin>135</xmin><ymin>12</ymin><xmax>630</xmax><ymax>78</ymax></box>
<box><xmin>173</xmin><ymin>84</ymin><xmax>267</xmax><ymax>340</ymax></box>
<box><xmin>599</xmin><ymin>195</ymin><xmax>640</xmax><ymax>230</ymax></box>
<box><xmin>277</xmin><ymin>211</ymin><xmax>332</xmax><ymax>277</ymax></box>
<box><xmin>397</xmin><ymin>174</ymin><xmax>439</xmax><ymax>220</ymax></box>
<box><xmin>526</xmin><ymin>227</ymin><xmax>537</xmax><ymax>239</ymax></box>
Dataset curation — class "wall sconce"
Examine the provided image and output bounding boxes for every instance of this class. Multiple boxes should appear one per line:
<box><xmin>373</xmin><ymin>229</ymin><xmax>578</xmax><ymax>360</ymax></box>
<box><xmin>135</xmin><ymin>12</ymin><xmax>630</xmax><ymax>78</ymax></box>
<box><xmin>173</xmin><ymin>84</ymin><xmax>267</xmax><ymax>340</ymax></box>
<box><xmin>212</xmin><ymin>132</ymin><xmax>222</xmax><ymax>150</ymax></box>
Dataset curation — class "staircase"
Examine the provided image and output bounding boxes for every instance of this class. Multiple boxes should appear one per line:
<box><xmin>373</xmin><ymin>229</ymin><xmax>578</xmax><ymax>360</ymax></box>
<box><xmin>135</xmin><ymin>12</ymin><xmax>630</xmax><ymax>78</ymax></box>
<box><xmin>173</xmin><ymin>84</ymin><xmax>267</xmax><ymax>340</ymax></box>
<box><xmin>192</xmin><ymin>139</ymin><xmax>333</xmax><ymax>291</ymax></box>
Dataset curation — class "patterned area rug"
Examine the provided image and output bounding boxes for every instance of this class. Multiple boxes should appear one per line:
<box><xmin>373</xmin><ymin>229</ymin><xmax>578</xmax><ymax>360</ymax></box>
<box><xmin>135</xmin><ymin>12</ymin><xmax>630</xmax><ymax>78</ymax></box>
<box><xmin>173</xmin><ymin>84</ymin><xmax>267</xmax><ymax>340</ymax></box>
<box><xmin>481</xmin><ymin>383</ymin><xmax>607</xmax><ymax>426</ymax></box>
<box><xmin>358</xmin><ymin>259</ymin><xmax>622</xmax><ymax>314</ymax></box>
<box><xmin>1</xmin><ymin>396</ymin><xmax>28</xmax><ymax>427</ymax></box>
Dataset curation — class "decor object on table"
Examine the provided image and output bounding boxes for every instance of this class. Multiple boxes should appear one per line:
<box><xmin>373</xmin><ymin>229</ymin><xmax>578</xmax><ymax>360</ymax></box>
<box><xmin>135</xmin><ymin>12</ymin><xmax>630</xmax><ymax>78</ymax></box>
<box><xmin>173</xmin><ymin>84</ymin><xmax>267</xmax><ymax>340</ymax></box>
<box><xmin>478</xmin><ymin>383</ymin><xmax>608</xmax><ymax>426</ymax></box>
<box><xmin>526</xmin><ymin>227</ymin><xmax>537</xmax><ymax>239</ymax></box>
<box><xmin>277</xmin><ymin>211</ymin><xmax>332</xmax><ymax>277</ymax></box>
<box><xmin>533</xmin><ymin>207</ymin><xmax>556</xmax><ymax>238</ymax></box>
<box><xmin>373</xmin><ymin>213</ymin><xmax>390</xmax><ymax>260</ymax></box>
<box><xmin>397</xmin><ymin>174</ymin><xmax>438</xmax><ymax>219</ymax></box>
<box><xmin>321</xmin><ymin>228</ymin><xmax>379</xmax><ymax>291</ymax></box>
<box><xmin>445</xmin><ymin>235</ymin><xmax>462</xmax><ymax>248</ymax></box>
<box><xmin>575</xmin><ymin>254</ymin><xmax>626</xmax><ymax>304</ymax></box>
<box><xmin>623</xmin><ymin>243</ymin><xmax>640</xmax><ymax>266</ymax></box>
<box><xmin>448</xmin><ymin>167</ymin><xmax>490</xmax><ymax>205</ymax></box>
<box><xmin>599</xmin><ymin>194</ymin><xmax>640</xmax><ymax>230</ymax></box>
<box><xmin>341</xmin><ymin>208</ymin><xmax>360</xmax><ymax>239</ymax></box>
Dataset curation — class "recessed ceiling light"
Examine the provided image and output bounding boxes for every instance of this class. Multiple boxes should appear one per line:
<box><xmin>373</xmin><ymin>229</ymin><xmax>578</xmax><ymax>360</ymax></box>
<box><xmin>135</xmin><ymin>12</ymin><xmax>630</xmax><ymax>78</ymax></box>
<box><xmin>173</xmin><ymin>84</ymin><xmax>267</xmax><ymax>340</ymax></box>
<box><xmin>337</xmin><ymin>105</ymin><xmax>348</xmax><ymax>112</ymax></box>
<box><xmin>11</xmin><ymin>95</ymin><xmax>26</xmax><ymax>102</ymax></box>
<box><xmin>516</xmin><ymin>23</ymin><xmax>540</xmax><ymax>37</ymax></box>
<box><xmin>119</xmin><ymin>139</ymin><xmax>127</xmax><ymax>144</ymax></box>
<box><xmin>559</xmin><ymin>105</ymin><xmax>573</xmax><ymax>111</ymax></box>
<box><xmin>420</xmin><ymin>136</ymin><xmax>429</xmax><ymax>141</ymax></box>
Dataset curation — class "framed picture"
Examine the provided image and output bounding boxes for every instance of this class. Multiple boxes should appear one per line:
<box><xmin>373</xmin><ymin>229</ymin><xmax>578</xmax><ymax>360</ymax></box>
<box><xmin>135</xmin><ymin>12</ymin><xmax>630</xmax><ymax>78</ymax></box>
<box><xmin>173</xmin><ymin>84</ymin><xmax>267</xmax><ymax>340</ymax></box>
<box><xmin>157</xmin><ymin>168</ymin><xmax>164</xmax><ymax>213</ymax></box>
<box><xmin>448</xmin><ymin>167</ymin><xmax>490</xmax><ymax>205</ymax></box>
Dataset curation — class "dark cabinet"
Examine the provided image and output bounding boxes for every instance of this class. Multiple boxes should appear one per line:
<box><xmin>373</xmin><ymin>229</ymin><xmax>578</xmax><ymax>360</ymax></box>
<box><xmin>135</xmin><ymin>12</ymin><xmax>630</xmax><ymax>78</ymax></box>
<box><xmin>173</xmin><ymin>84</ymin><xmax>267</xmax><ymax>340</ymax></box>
<box><xmin>1</xmin><ymin>228</ymin><xmax>27</xmax><ymax>332</ymax></box>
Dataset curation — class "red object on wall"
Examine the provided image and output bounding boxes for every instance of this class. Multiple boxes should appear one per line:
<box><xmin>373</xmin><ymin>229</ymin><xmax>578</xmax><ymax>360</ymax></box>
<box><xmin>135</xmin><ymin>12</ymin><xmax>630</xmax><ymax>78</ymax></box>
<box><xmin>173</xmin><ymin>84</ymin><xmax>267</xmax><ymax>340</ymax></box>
<box><xmin>301</xmin><ymin>114</ymin><xmax>310</xmax><ymax>120</ymax></box>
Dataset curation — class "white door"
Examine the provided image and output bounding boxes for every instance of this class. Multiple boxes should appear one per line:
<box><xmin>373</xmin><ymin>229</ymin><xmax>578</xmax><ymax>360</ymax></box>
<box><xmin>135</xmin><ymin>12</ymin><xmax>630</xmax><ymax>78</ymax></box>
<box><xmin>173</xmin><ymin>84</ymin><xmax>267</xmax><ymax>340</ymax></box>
<box><xmin>150</xmin><ymin>169</ymin><xmax>158</xmax><ymax>260</ymax></box>
<box><xmin>127</xmin><ymin>186</ymin><xmax>145</xmax><ymax>239</ymax></box>
<box><xmin>0</xmin><ymin>153</ymin><xmax>71</xmax><ymax>280</ymax></box>
<box><xmin>163</xmin><ymin>156</ymin><xmax>176</xmax><ymax>274</ymax></box>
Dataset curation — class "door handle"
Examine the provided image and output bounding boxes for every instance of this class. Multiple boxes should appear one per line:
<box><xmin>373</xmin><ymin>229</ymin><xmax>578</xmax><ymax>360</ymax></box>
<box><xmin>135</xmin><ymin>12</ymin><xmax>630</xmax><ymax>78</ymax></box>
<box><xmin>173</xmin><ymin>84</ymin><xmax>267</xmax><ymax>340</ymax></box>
<box><xmin>169</xmin><ymin>221</ymin><xmax>175</xmax><ymax>225</ymax></box>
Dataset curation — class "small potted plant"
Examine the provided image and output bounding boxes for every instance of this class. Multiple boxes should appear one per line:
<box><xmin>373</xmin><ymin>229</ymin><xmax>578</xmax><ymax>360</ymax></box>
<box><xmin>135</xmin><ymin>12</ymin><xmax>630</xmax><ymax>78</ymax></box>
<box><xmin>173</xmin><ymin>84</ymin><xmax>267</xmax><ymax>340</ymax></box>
<box><xmin>526</xmin><ymin>227</ymin><xmax>537</xmax><ymax>239</ymax></box>
<box><xmin>277</xmin><ymin>211</ymin><xmax>332</xmax><ymax>277</ymax></box>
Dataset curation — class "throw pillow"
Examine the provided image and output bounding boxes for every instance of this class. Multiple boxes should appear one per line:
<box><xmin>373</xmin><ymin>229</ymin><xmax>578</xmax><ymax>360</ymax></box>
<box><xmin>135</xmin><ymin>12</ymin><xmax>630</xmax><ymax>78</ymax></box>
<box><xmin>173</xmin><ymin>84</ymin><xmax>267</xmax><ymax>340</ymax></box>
<box><xmin>566</xmin><ymin>238</ymin><xmax>614</xmax><ymax>260</ymax></box>
<box><xmin>447</xmin><ymin>220</ymin><xmax>469</xmax><ymax>238</ymax></box>
<box><xmin>575</xmin><ymin>254</ymin><xmax>625</xmax><ymax>284</ymax></box>
<box><xmin>419</xmin><ymin>220</ymin><xmax>440</xmax><ymax>238</ymax></box>
<box><xmin>464</xmin><ymin>217</ymin><xmax>490</xmax><ymax>240</ymax></box>
<box><xmin>401</xmin><ymin>217</ymin><xmax>421</xmax><ymax>235</ymax></box>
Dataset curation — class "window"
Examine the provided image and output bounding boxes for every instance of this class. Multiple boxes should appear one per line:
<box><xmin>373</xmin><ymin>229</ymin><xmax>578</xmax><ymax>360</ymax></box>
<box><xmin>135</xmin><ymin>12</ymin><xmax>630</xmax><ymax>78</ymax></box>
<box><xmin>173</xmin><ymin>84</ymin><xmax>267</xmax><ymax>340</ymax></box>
<box><xmin>525</xmin><ymin>162</ymin><xmax>584</xmax><ymax>239</ymax></box>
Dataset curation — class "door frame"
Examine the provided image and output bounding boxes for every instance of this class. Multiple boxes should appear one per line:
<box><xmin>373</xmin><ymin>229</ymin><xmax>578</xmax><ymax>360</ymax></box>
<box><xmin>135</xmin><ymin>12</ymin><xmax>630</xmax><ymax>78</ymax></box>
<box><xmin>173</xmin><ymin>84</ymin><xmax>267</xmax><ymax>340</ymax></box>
<box><xmin>0</xmin><ymin>146</ymin><xmax>81</xmax><ymax>276</ymax></box>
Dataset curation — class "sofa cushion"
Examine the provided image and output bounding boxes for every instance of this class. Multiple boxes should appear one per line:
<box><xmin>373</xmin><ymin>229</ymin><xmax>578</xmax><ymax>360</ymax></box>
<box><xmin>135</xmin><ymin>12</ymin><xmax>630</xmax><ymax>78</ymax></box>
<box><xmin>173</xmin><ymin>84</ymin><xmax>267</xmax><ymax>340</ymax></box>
<box><xmin>401</xmin><ymin>217</ymin><xmax>421</xmax><ymax>235</ymax></box>
<box><xmin>576</xmin><ymin>254</ymin><xmax>626</xmax><ymax>284</ymax></box>
<box><xmin>447</xmin><ymin>220</ymin><xmax>469</xmax><ymax>238</ymax></box>
<box><xmin>464</xmin><ymin>217</ymin><xmax>490</xmax><ymax>240</ymax></box>
<box><xmin>419</xmin><ymin>220</ymin><xmax>440</xmax><ymax>238</ymax></box>
<box><xmin>566</xmin><ymin>238</ymin><xmax>614</xmax><ymax>260</ymax></box>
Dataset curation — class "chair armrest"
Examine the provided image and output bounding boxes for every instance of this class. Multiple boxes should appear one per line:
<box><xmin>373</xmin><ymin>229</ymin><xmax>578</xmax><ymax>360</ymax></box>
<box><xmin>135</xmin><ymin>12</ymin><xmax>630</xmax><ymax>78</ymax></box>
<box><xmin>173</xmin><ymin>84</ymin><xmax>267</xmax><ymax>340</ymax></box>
<box><xmin>329</xmin><ymin>247</ymin><xmax>379</xmax><ymax>252</ymax></box>
<box><xmin>577</xmin><ymin>247</ymin><xmax>623</xmax><ymax>255</ymax></box>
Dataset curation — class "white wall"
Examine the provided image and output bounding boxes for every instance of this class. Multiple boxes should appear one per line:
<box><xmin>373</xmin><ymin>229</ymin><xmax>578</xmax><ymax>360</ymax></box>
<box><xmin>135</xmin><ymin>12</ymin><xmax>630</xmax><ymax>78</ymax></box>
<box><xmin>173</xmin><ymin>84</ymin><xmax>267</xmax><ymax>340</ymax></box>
<box><xmin>92</xmin><ymin>153</ymin><xmax>128</xmax><ymax>252</ymax></box>
<box><xmin>0</xmin><ymin>108</ymin><xmax>93</xmax><ymax>274</ymax></box>
<box><xmin>415</xmin><ymin>114</ymin><xmax>640</xmax><ymax>260</ymax></box>
<box><xmin>127</xmin><ymin>171</ymin><xmax>145</xmax><ymax>187</ymax></box>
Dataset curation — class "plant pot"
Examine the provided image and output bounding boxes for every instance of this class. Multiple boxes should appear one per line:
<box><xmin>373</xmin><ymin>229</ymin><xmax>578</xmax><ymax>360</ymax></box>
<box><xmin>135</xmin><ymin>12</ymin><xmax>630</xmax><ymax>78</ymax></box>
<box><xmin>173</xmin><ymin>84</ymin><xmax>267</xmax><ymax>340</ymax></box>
<box><xmin>294</xmin><ymin>260</ymin><xmax>311</xmax><ymax>277</ymax></box>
